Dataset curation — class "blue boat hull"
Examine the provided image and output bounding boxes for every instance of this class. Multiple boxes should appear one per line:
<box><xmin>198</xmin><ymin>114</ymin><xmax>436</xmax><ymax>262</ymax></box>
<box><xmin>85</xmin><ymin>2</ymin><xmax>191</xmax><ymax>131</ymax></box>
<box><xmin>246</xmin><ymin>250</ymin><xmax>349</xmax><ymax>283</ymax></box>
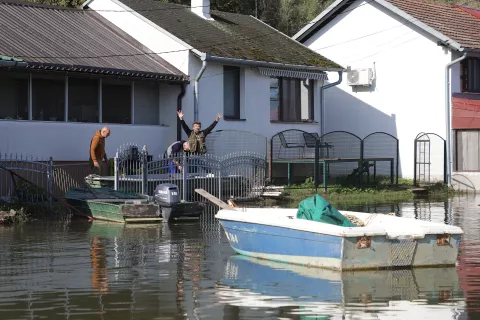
<box><xmin>218</xmin><ymin>218</ymin><xmax>462</xmax><ymax>270</ymax></box>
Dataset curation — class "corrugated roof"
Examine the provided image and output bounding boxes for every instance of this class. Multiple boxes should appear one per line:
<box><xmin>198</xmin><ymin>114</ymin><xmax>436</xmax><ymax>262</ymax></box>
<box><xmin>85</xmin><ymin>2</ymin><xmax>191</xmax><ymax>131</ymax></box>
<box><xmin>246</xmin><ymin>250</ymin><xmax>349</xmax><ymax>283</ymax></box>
<box><xmin>0</xmin><ymin>0</ymin><xmax>188</xmax><ymax>82</ymax></box>
<box><xmin>384</xmin><ymin>0</ymin><xmax>480</xmax><ymax>50</ymax></box>
<box><xmin>111</xmin><ymin>0</ymin><xmax>343</xmax><ymax>69</ymax></box>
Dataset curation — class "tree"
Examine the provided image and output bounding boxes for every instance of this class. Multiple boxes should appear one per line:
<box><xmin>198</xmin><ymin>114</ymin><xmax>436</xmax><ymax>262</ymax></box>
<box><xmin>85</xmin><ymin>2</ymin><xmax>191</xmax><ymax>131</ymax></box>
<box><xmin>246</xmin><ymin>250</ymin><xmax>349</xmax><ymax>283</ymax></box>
<box><xmin>27</xmin><ymin>0</ymin><xmax>480</xmax><ymax>37</ymax></box>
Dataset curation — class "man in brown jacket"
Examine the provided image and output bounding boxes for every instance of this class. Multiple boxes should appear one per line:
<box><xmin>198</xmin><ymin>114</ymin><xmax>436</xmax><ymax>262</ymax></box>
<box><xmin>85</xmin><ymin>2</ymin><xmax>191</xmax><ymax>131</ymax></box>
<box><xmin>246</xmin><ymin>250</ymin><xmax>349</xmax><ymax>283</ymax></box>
<box><xmin>89</xmin><ymin>126</ymin><xmax>110</xmax><ymax>175</ymax></box>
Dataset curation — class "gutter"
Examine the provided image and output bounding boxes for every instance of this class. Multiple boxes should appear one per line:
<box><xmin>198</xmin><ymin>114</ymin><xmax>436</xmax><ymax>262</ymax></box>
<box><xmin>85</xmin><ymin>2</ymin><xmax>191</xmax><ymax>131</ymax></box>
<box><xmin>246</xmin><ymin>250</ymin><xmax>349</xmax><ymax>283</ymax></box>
<box><xmin>177</xmin><ymin>83</ymin><xmax>186</xmax><ymax>141</ymax></box>
<box><xmin>201</xmin><ymin>53</ymin><xmax>344</xmax><ymax>72</ymax></box>
<box><xmin>320</xmin><ymin>72</ymin><xmax>343</xmax><ymax>135</ymax></box>
<box><xmin>194</xmin><ymin>59</ymin><xmax>208</xmax><ymax>121</ymax></box>
<box><xmin>445</xmin><ymin>52</ymin><xmax>467</xmax><ymax>186</ymax></box>
<box><xmin>0</xmin><ymin>60</ymin><xmax>27</xmax><ymax>68</ymax></box>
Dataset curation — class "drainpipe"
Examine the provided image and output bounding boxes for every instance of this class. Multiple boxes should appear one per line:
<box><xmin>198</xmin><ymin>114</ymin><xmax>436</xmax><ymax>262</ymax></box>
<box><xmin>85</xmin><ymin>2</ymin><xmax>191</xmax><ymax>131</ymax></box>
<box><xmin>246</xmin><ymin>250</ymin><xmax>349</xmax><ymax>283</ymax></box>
<box><xmin>319</xmin><ymin>71</ymin><xmax>343</xmax><ymax>135</ymax></box>
<box><xmin>177</xmin><ymin>83</ymin><xmax>186</xmax><ymax>141</ymax></box>
<box><xmin>194</xmin><ymin>59</ymin><xmax>208</xmax><ymax>122</ymax></box>
<box><xmin>445</xmin><ymin>52</ymin><xmax>467</xmax><ymax>186</ymax></box>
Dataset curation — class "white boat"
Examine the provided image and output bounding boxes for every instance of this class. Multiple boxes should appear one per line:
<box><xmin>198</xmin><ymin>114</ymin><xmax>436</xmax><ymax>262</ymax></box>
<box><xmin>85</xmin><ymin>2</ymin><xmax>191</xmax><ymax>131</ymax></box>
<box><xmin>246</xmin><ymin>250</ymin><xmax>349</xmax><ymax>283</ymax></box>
<box><xmin>215</xmin><ymin>207</ymin><xmax>464</xmax><ymax>270</ymax></box>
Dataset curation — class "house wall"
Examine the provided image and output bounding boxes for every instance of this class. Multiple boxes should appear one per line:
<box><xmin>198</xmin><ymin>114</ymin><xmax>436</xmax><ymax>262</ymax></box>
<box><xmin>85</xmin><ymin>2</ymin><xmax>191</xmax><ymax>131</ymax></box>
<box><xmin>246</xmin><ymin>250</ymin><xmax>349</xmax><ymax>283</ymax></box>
<box><xmin>0</xmin><ymin>80</ymin><xmax>181</xmax><ymax>161</ymax></box>
<box><xmin>88</xmin><ymin>0</ymin><xmax>324</xmax><ymax>151</ymax></box>
<box><xmin>301</xmin><ymin>0</ymin><xmax>453</xmax><ymax>180</ymax></box>
<box><xmin>86</xmin><ymin>0</ymin><xmax>190</xmax><ymax>75</ymax></box>
<box><xmin>183</xmin><ymin>58</ymin><xmax>323</xmax><ymax>143</ymax></box>
<box><xmin>0</xmin><ymin>120</ymin><xmax>171</xmax><ymax>161</ymax></box>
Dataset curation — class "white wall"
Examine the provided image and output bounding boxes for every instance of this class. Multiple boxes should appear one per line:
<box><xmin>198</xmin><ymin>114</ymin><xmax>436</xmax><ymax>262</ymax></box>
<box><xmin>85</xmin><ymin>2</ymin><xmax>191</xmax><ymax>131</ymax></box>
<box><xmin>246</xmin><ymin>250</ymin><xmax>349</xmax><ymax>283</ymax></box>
<box><xmin>0</xmin><ymin>120</ymin><xmax>174</xmax><ymax>161</ymax></box>
<box><xmin>183</xmin><ymin>57</ymin><xmax>324</xmax><ymax>143</ymax></box>
<box><xmin>89</xmin><ymin>0</ymin><xmax>327</xmax><ymax>148</ymax></box>
<box><xmin>301</xmin><ymin>0</ymin><xmax>452</xmax><ymax>179</ymax></box>
<box><xmin>87</xmin><ymin>0</ymin><xmax>190</xmax><ymax>75</ymax></box>
<box><xmin>0</xmin><ymin>81</ymin><xmax>182</xmax><ymax>161</ymax></box>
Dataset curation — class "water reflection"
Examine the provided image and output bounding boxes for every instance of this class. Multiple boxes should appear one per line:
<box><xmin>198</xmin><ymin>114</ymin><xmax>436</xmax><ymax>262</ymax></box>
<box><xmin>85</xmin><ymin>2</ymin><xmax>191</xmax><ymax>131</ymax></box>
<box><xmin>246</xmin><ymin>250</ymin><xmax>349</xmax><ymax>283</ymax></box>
<box><xmin>216</xmin><ymin>255</ymin><xmax>465</xmax><ymax>319</ymax></box>
<box><xmin>0</xmin><ymin>197</ymin><xmax>479</xmax><ymax>319</ymax></box>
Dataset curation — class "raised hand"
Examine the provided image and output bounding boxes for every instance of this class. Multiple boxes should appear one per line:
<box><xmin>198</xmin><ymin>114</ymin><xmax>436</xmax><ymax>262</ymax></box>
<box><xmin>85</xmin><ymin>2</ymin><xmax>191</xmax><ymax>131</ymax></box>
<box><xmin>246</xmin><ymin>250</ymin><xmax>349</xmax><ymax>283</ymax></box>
<box><xmin>177</xmin><ymin>110</ymin><xmax>184</xmax><ymax>120</ymax></box>
<box><xmin>216</xmin><ymin>113</ymin><xmax>223</xmax><ymax>121</ymax></box>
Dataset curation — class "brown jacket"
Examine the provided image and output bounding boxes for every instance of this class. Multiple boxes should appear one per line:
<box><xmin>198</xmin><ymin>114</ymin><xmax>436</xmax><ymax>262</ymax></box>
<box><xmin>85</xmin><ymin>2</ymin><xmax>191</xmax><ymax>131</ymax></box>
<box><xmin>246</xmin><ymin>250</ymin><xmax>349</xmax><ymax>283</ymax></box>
<box><xmin>90</xmin><ymin>130</ymin><xmax>107</xmax><ymax>162</ymax></box>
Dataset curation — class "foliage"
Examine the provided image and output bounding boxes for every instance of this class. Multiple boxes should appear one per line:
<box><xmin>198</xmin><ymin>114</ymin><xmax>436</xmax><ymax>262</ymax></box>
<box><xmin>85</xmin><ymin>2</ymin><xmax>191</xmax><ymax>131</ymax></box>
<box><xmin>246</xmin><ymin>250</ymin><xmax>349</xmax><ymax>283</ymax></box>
<box><xmin>280</xmin><ymin>176</ymin><xmax>460</xmax><ymax>205</ymax></box>
<box><xmin>27</xmin><ymin>0</ymin><xmax>478</xmax><ymax>37</ymax></box>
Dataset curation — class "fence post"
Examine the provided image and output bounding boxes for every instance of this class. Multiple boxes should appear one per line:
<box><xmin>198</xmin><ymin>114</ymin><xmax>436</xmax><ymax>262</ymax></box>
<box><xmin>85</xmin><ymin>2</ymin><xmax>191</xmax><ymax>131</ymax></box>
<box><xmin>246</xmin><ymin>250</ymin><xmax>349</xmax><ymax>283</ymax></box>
<box><xmin>359</xmin><ymin>140</ymin><xmax>364</xmax><ymax>188</ymax></box>
<box><xmin>443</xmin><ymin>139</ymin><xmax>447</xmax><ymax>185</ymax></box>
<box><xmin>114</xmin><ymin>152</ymin><xmax>119</xmax><ymax>191</ymax></box>
<box><xmin>141</xmin><ymin>151</ymin><xmax>148</xmax><ymax>195</ymax></box>
<box><xmin>268</xmin><ymin>140</ymin><xmax>272</xmax><ymax>183</ymax></box>
<box><xmin>413</xmin><ymin>140</ymin><xmax>417</xmax><ymax>186</ymax></box>
<box><xmin>218</xmin><ymin>155</ymin><xmax>222</xmax><ymax>201</ymax></box>
<box><xmin>182</xmin><ymin>152</ymin><xmax>187</xmax><ymax>201</ymax></box>
<box><xmin>396</xmin><ymin>138</ymin><xmax>399</xmax><ymax>185</ymax></box>
<box><xmin>48</xmin><ymin>157</ymin><xmax>53</xmax><ymax>208</ymax></box>
<box><xmin>314</xmin><ymin>139</ymin><xmax>319</xmax><ymax>193</ymax></box>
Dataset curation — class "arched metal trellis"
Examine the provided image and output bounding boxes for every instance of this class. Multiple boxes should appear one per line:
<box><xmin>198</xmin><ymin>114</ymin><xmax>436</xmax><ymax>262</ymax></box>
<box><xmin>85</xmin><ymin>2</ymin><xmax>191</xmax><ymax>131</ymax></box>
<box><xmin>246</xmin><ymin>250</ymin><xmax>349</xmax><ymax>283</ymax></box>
<box><xmin>269</xmin><ymin>130</ymin><xmax>399</xmax><ymax>191</ymax></box>
<box><xmin>413</xmin><ymin>132</ymin><xmax>446</xmax><ymax>186</ymax></box>
<box><xmin>270</xmin><ymin>129</ymin><xmax>320</xmax><ymax>187</ymax></box>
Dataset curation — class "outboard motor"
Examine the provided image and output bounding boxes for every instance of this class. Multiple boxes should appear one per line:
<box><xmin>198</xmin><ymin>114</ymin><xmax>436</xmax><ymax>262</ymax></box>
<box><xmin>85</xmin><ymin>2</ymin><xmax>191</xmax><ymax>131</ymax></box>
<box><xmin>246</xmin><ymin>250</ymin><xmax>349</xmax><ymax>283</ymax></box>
<box><xmin>153</xmin><ymin>183</ymin><xmax>204</xmax><ymax>223</ymax></box>
<box><xmin>154</xmin><ymin>183</ymin><xmax>180</xmax><ymax>222</ymax></box>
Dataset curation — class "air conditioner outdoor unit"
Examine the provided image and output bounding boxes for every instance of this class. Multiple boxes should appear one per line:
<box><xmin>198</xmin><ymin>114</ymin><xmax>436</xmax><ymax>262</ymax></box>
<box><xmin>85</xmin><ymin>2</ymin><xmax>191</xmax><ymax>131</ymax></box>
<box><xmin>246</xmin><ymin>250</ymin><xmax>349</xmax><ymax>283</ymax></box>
<box><xmin>347</xmin><ymin>68</ymin><xmax>374</xmax><ymax>86</ymax></box>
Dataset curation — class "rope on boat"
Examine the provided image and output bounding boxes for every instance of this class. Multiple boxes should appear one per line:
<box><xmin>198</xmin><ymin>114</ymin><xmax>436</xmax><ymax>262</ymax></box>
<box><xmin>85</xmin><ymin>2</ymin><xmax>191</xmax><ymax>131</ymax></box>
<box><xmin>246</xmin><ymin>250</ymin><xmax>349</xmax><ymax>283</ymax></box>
<box><xmin>343</xmin><ymin>212</ymin><xmax>395</xmax><ymax>227</ymax></box>
<box><xmin>343</xmin><ymin>214</ymin><xmax>366</xmax><ymax>227</ymax></box>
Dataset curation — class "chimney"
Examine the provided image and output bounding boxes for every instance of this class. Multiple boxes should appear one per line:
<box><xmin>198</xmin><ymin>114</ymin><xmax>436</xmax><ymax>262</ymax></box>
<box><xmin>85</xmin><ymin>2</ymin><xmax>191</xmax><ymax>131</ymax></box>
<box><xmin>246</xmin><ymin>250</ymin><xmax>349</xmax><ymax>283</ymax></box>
<box><xmin>191</xmin><ymin>0</ymin><xmax>213</xmax><ymax>20</ymax></box>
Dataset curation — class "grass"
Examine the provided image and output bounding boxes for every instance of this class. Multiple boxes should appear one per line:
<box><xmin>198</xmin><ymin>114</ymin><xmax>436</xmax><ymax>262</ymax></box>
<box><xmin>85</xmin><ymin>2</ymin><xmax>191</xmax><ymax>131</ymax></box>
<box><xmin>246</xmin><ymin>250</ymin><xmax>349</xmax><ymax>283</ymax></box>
<box><xmin>278</xmin><ymin>176</ymin><xmax>460</xmax><ymax>206</ymax></box>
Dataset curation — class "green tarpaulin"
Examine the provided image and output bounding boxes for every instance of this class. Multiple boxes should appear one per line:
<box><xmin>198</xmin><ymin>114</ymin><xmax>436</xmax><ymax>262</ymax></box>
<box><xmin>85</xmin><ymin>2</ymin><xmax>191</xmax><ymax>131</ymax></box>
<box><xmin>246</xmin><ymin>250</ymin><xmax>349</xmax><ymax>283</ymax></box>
<box><xmin>296</xmin><ymin>194</ymin><xmax>357</xmax><ymax>227</ymax></box>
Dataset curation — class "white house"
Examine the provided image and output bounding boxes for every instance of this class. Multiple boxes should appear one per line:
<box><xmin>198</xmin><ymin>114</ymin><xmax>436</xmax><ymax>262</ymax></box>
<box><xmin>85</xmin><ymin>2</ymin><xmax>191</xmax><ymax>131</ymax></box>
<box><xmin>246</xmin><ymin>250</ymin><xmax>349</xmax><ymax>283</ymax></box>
<box><xmin>81</xmin><ymin>0</ymin><xmax>344</xmax><ymax>155</ymax></box>
<box><xmin>293</xmin><ymin>0</ymin><xmax>480</xmax><ymax>189</ymax></box>
<box><xmin>0</xmin><ymin>0</ymin><xmax>189</xmax><ymax>162</ymax></box>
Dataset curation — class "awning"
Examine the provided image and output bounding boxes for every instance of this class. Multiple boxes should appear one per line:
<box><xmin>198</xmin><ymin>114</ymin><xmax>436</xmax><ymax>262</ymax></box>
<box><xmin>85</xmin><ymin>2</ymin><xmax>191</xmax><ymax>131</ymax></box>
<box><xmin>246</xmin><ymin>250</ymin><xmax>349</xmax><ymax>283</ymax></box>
<box><xmin>257</xmin><ymin>67</ymin><xmax>329</xmax><ymax>80</ymax></box>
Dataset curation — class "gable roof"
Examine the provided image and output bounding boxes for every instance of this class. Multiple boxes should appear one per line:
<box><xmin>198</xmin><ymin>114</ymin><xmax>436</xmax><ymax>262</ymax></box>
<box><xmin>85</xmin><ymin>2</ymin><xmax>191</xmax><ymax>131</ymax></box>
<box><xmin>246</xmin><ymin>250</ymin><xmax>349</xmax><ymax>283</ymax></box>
<box><xmin>91</xmin><ymin>0</ymin><xmax>342</xmax><ymax>71</ymax></box>
<box><xmin>0</xmin><ymin>0</ymin><xmax>188</xmax><ymax>82</ymax></box>
<box><xmin>455</xmin><ymin>5</ymin><xmax>480</xmax><ymax>19</ymax></box>
<box><xmin>293</xmin><ymin>0</ymin><xmax>480</xmax><ymax>51</ymax></box>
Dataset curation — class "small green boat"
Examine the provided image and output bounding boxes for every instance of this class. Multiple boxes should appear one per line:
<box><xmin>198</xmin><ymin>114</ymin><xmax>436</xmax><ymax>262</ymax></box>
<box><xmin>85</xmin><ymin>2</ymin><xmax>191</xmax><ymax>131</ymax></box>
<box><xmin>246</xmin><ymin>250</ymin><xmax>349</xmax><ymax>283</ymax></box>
<box><xmin>65</xmin><ymin>187</ymin><xmax>161</xmax><ymax>224</ymax></box>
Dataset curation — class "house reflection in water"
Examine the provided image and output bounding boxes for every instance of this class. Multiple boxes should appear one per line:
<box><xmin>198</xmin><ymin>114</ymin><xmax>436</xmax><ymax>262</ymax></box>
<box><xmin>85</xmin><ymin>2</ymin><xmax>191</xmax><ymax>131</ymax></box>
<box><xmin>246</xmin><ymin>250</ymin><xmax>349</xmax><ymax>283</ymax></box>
<box><xmin>90</xmin><ymin>236</ymin><xmax>109</xmax><ymax>294</ymax></box>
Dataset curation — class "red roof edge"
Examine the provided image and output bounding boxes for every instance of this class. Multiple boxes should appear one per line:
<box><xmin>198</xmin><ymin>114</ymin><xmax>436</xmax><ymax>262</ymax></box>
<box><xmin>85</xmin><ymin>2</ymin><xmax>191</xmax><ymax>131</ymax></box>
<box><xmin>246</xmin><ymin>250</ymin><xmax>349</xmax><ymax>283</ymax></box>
<box><xmin>453</xmin><ymin>5</ymin><xmax>480</xmax><ymax>19</ymax></box>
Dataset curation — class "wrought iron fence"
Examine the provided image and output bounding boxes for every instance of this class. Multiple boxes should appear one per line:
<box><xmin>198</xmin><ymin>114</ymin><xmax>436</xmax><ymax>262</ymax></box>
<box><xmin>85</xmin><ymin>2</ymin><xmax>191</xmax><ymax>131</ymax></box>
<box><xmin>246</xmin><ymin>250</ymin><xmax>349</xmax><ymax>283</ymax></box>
<box><xmin>112</xmin><ymin>144</ymin><xmax>267</xmax><ymax>202</ymax></box>
<box><xmin>0</xmin><ymin>153</ymin><xmax>53</xmax><ymax>205</ymax></box>
<box><xmin>0</xmin><ymin>153</ymin><xmax>94</xmax><ymax>206</ymax></box>
<box><xmin>270</xmin><ymin>130</ymin><xmax>399</xmax><ymax>191</ymax></box>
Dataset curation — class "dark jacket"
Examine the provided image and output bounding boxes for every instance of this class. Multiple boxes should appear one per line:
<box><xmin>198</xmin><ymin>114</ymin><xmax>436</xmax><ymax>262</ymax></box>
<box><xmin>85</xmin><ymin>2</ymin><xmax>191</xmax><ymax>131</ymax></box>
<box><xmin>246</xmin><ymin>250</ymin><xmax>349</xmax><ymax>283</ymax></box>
<box><xmin>180</xmin><ymin>119</ymin><xmax>218</xmax><ymax>153</ymax></box>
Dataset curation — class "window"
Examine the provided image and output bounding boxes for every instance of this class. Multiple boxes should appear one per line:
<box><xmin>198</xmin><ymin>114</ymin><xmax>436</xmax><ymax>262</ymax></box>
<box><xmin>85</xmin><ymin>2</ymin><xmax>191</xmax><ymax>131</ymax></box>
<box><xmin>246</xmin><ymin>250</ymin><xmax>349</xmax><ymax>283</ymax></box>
<box><xmin>0</xmin><ymin>71</ymin><xmax>28</xmax><ymax>120</ymax></box>
<box><xmin>102</xmin><ymin>81</ymin><xmax>131</xmax><ymax>124</ymax></box>
<box><xmin>454</xmin><ymin>130</ymin><xmax>480</xmax><ymax>171</ymax></box>
<box><xmin>32</xmin><ymin>74</ymin><xmax>65</xmax><ymax>121</ymax></box>
<box><xmin>270</xmin><ymin>77</ymin><xmax>314</xmax><ymax>122</ymax></box>
<box><xmin>223</xmin><ymin>66</ymin><xmax>240</xmax><ymax>119</ymax></box>
<box><xmin>134</xmin><ymin>81</ymin><xmax>159</xmax><ymax>125</ymax></box>
<box><xmin>68</xmin><ymin>77</ymin><xmax>98</xmax><ymax>123</ymax></box>
<box><xmin>461</xmin><ymin>58</ymin><xmax>480</xmax><ymax>93</ymax></box>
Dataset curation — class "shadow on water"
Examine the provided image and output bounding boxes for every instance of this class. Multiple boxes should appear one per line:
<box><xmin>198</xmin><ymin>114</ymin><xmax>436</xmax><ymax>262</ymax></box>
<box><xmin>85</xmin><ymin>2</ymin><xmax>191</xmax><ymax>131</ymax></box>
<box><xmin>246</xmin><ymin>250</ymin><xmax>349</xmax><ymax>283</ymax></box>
<box><xmin>0</xmin><ymin>194</ymin><xmax>479</xmax><ymax>319</ymax></box>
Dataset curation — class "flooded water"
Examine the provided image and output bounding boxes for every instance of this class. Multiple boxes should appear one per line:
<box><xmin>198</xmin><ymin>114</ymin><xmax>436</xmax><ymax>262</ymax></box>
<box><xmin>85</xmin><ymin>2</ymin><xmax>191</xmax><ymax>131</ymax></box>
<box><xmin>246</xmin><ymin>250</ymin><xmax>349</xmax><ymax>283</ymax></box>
<box><xmin>0</xmin><ymin>195</ymin><xmax>479</xmax><ymax>319</ymax></box>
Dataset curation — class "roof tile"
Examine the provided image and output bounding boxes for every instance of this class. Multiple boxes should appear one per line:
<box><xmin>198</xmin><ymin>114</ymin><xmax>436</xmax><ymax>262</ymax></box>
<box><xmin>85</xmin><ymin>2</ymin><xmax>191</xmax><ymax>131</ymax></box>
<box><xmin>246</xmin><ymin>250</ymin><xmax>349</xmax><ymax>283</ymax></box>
<box><xmin>114</xmin><ymin>0</ymin><xmax>343</xmax><ymax>69</ymax></box>
<box><xmin>385</xmin><ymin>0</ymin><xmax>480</xmax><ymax>49</ymax></box>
